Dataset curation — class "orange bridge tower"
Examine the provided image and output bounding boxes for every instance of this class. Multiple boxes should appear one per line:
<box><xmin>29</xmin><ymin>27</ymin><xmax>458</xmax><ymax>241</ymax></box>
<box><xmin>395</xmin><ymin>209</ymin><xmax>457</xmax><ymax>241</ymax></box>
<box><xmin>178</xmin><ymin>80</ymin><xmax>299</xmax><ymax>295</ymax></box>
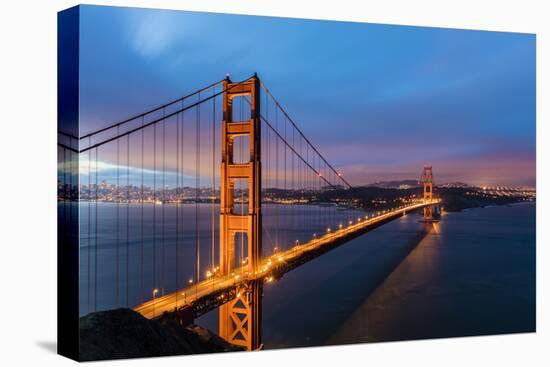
<box><xmin>219</xmin><ymin>74</ymin><xmax>263</xmax><ymax>350</ymax></box>
<box><xmin>422</xmin><ymin>165</ymin><xmax>434</xmax><ymax>221</ymax></box>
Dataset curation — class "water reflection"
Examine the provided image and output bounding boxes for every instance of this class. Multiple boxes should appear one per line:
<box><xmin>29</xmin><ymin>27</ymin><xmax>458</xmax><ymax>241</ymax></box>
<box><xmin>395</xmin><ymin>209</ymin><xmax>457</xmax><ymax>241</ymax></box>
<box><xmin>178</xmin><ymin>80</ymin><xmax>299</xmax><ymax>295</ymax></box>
<box><xmin>327</xmin><ymin>203</ymin><xmax>535</xmax><ymax>345</ymax></box>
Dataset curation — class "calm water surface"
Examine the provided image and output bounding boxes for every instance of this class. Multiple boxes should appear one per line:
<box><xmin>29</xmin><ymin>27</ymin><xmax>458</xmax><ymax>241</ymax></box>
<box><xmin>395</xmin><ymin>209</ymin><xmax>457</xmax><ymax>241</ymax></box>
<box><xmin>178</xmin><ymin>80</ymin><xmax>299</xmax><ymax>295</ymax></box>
<box><xmin>200</xmin><ymin>202</ymin><xmax>535</xmax><ymax>348</ymax></box>
<box><xmin>75</xmin><ymin>202</ymin><xmax>535</xmax><ymax>347</ymax></box>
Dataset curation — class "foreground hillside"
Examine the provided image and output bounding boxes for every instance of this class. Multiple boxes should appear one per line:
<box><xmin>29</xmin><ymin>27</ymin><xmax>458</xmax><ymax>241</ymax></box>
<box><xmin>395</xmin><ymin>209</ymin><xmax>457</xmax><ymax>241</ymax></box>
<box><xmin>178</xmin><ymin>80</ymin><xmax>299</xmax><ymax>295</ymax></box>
<box><xmin>79</xmin><ymin>309</ymin><xmax>243</xmax><ymax>361</ymax></box>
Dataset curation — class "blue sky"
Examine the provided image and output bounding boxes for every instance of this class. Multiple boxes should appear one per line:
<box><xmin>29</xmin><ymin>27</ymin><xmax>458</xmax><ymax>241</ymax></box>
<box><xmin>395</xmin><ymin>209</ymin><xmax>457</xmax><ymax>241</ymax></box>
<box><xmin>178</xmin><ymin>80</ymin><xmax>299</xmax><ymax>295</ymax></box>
<box><xmin>78</xmin><ymin>5</ymin><xmax>536</xmax><ymax>186</ymax></box>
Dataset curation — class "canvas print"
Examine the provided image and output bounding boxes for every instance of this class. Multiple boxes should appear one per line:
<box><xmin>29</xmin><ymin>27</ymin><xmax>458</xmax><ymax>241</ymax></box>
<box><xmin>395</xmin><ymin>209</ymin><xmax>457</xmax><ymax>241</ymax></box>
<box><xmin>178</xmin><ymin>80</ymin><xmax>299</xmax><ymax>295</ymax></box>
<box><xmin>57</xmin><ymin>5</ymin><xmax>536</xmax><ymax>361</ymax></box>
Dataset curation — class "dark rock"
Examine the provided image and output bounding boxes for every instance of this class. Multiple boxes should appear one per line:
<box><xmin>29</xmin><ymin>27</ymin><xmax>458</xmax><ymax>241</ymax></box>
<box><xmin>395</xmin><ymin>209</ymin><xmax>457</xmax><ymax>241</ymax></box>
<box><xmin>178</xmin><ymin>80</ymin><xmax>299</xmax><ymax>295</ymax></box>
<box><xmin>79</xmin><ymin>308</ymin><xmax>243</xmax><ymax>361</ymax></box>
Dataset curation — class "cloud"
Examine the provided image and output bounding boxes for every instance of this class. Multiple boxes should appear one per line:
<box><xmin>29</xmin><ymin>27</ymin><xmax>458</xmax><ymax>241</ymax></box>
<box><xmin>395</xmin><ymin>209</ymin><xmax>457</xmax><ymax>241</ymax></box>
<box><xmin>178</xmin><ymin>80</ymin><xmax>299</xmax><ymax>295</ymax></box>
<box><xmin>126</xmin><ymin>10</ymin><xmax>189</xmax><ymax>58</ymax></box>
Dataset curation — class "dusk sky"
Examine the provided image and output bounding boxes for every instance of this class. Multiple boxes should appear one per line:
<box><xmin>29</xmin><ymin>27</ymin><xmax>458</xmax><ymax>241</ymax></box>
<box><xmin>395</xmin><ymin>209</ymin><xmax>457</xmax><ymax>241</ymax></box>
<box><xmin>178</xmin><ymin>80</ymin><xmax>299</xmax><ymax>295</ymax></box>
<box><xmin>78</xmin><ymin>5</ymin><xmax>536</xmax><ymax>187</ymax></box>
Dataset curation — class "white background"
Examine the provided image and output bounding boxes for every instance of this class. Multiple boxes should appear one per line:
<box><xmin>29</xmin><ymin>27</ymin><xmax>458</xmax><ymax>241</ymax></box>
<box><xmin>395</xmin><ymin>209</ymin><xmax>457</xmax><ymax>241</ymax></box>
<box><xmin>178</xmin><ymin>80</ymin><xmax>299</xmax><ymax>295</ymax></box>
<box><xmin>0</xmin><ymin>0</ymin><xmax>548</xmax><ymax>365</ymax></box>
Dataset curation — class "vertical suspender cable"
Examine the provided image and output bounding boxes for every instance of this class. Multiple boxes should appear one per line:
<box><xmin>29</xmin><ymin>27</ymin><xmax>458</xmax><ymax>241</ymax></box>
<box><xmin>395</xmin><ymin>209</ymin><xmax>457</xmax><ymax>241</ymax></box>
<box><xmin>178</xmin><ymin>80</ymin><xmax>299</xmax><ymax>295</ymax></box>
<box><xmin>240</xmin><ymin>97</ymin><xmax>245</xmax><ymax>266</ymax></box>
<box><xmin>211</xmin><ymin>87</ymin><xmax>216</xmax><ymax>273</ymax></box>
<box><xmin>275</xmin><ymin>105</ymin><xmax>279</xmax><ymax>249</ymax></box>
<box><xmin>181</xmin><ymin>100</ymin><xmax>185</xmax><ymax>290</ymax></box>
<box><xmin>87</xmin><ymin>141</ymin><xmax>91</xmax><ymax>313</ymax></box>
<box><xmin>266</xmin><ymin>94</ymin><xmax>271</xmax><ymax>251</ymax></box>
<box><xmin>94</xmin><ymin>147</ymin><xmax>98</xmax><ymax>311</ymax></box>
<box><xmin>175</xmin><ymin>110</ymin><xmax>180</xmax><ymax>305</ymax></box>
<box><xmin>126</xmin><ymin>134</ymin><xmax>130</xmax><ymax>307</ymax></box>
<box><xmin>284</xmin><ymin>115</ymin><xmax>287</xmax><ymax>245</ymax></box>
<box><xmin>320</xmin><ymin>156</ymin><xmax>322</xmax><ymax>233</ymax></box>
<box><xmin>292</xmin><ymin>125</ymin><xmax>295</xmax><ymax>247</ymax></box>
<box><xmin>196</xmin><ymin>92</ymin><xmax>201</xmax><ymax>290</ymax></box>
<box><xmin>162</xmin><ymin>108</ymin><xmax>166</xmax><ymax>295</ymax></box>
<box><xmin>300</xmin><ymin>138</ymin><xmax>307</xmax><ymax>239</ymax></box>
<box><xmin>116</xmin><ymin>128</ymin><xmax>120</xmax><ymax>307</ymax></box>
<box><xmin>140</xmin><ymin>117</ymin><xmax>144</xmax><ymax>305</ymax></box>
<box><xmin>153</xmin><ymin>121</ymin><xmax>157</xmax><ymax>294</ymax></box>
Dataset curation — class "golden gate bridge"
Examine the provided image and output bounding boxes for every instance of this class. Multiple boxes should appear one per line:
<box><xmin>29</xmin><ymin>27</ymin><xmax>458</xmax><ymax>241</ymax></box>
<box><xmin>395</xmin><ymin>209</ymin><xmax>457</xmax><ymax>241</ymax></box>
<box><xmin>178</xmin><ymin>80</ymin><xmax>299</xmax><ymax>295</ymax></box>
<box><xmin>58</xmin><ymin>74</ymin><xmax>440</xmax><ymax>351</ymax></box>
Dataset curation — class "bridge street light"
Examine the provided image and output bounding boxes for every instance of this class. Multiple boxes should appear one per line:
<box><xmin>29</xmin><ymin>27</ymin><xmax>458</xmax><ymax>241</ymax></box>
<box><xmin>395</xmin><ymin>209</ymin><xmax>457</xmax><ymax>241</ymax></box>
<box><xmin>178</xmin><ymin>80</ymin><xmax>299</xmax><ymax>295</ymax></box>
<box><xmin>152</xmin><ymin>288</ymin><xmax>159</xmax><ymax>317</ymax></box>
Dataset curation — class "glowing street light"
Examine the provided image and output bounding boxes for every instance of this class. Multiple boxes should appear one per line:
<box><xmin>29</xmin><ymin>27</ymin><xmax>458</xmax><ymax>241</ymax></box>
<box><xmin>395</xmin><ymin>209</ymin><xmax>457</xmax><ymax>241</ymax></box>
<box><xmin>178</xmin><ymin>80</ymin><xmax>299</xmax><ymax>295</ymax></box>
<box><xmin>152</xmin><ymin>288</ymin><xmax>159</xmax><ymax>317</ymax></box>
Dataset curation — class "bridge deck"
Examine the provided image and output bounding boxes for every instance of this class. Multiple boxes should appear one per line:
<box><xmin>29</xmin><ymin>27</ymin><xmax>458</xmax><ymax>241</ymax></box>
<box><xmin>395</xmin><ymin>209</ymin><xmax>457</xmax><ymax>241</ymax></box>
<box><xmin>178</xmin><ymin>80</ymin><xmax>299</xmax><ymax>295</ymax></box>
<box><xmin>134</xmin><ymin>200</ymin><xmax>440</xmax><ymax>319</ymax></box>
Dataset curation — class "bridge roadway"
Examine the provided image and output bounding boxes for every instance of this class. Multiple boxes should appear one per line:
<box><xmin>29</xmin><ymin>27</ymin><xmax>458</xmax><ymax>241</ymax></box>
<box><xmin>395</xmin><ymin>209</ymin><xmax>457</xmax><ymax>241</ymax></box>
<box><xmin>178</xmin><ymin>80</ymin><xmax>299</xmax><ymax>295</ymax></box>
<box><xmin>134</xmin><ymin>200</ymin><xmax>440</xmax><ymax>320</ymax></box>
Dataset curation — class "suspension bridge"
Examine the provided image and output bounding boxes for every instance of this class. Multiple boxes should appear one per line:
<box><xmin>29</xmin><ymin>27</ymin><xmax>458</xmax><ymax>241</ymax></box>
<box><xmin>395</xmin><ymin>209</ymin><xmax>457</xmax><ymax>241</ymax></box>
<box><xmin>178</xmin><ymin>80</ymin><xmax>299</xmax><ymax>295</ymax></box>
<box><xmin>58</xmin><ymin>74</ymin><xmax>440</xmax><ymax>351</ymax></box>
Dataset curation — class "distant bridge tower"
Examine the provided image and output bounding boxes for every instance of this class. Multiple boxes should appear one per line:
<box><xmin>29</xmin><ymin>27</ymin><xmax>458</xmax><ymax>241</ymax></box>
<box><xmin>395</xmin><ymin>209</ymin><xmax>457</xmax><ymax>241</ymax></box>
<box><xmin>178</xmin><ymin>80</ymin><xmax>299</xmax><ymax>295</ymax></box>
<box><xmin>219</xmin><ymin>74</ymin><xmax>263</xmax><ymax>350</ymax></box>
<box><xmin>422</xmin><ymin>165</ymin><xmax>434</xmax><ymax>220</ymax></box>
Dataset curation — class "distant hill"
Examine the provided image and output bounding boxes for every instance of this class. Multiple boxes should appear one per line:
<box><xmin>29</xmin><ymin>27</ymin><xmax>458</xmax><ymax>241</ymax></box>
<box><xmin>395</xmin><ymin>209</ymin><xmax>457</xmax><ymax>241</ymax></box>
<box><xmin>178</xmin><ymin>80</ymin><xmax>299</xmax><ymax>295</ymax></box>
<box><xmin>438</xmin><ymin>182</ymin><xmax>473</xmax><ymax>188</ymax></box>
<box><xmin>364</xmin><ymin>180</ymin><xmax>474</xmax><ymax>189</ymax></box>
<box><xmin>364</xmin><ymin>179</ymin><xmax>421</xmax><ymax>189</ymax></box>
